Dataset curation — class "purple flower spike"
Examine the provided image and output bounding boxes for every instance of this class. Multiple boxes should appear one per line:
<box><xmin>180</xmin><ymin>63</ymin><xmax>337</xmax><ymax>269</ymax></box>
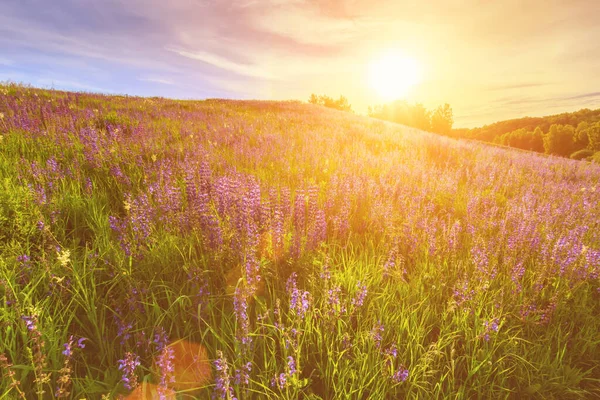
<box><xmin>392</xmin><ymin>367</ymin><xmax>409</xmax><ymax>383</ymax></box>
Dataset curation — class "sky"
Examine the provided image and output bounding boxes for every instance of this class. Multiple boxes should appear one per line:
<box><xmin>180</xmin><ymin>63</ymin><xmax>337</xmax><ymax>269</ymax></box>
<box><xmin>1</xmin><ymin>0</ymin><xmax>600</xmax><ymax>127</ymax></box>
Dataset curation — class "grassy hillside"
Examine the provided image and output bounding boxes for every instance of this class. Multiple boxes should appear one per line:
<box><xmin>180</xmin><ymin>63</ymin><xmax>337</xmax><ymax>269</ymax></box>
<box><xmin>1</xmin><ymin>83</ymin><xmax>599</xmax><ymax>399</ymax></box>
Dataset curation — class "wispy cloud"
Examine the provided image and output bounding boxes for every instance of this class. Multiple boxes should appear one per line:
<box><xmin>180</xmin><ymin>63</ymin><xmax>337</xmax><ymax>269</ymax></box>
<box><xmin>487</xmin><ymin>82</ymin><xmax>549</xmax><ymax>91</ymax></box>
<box><xmin>138</xmin><ymin>76</ymin><xmax>175</xmax><ymax>85</ymax></box>
<box><xmin>36</xmin><ymin>78</ymin><xmax>112</xmax><ymax>93</ymax></box>
<box><xmin>167</xmin><ymin>47</ymin><xmax>276</xmax><ymax>80</ymax></box>
<box><xmin>563</xmin><ymin>91</ymin><xmax>600</xmax><ymax>100</ymax></box>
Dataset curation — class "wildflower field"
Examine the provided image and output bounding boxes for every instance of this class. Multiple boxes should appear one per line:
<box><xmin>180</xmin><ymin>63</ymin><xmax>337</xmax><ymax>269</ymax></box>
<box><xmin>0</xmin><ymin>83</ymin><xmax>599</xmax><ymax>399</ymax></box>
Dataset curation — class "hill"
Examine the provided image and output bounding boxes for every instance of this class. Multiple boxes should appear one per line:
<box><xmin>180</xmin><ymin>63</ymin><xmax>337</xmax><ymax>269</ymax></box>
<box><xmin>1</xmin><ymin>83</ymin><xmax>599</xmax><ymax>398</ymax></box>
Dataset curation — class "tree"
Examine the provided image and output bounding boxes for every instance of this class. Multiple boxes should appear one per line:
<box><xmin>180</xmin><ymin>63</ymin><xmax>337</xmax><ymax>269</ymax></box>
<box><xmin>575</xmin><ymin>121</ymin><xmax>590</xmax><ymax>148</ymax></box>
<box><xmin>543</xmin><ymin>124</ymin><xmax>575</xmax><ymax>156</ymax></box>
<box><xmin>411</xmin><ymin>103</ymin><xmax>431</xmax><ymax>131</ymax></box>
<box><xmin>531</xmin><ymin>127</ymin><xmax>544</xmax><ymax>153</ymax></box>
<box><xmin>308</xmin><ymin>94</ymin><xmax>352</xmax><ymax>112</ymax></box>
<box><xmin>431</xmin><ymin>104</ymin><xmax>453</xmax><ymax>135</ymax></box>
<box><xmin>588</xmin><ymin>122</ymin><xmax>600</xmax><ymax>151</ymax></box>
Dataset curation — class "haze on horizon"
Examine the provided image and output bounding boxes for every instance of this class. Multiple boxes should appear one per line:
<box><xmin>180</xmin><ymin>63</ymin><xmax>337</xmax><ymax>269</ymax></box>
<box><xmin>1</xmin><ymin>0</ymin><xmax>599</xmax><ymax>128</ymax></box>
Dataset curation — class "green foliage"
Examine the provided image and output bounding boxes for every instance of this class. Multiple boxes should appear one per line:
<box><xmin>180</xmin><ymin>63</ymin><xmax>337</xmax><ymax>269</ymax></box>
<box><xmin>368</xmin><ymin>101</ymin><xmax>440</xmax><ymax>132</ymax></box>
<box><xmin>575</xmin><ymin>121</ymin><xmax>590</xmax><ymax>148</ymax></box>
<box><xmin>308</xmin><ymin>94</ymin><xmax>352</xmax><ymax>112</ymax></box>
<box><xmin>431</xmin><ymin>103</ymin><xmax>454</xmax><ymax>135</ymax></box>
<box><xmin>543</xmin><ymin>124</ymin><xmax>575</xmax><ymax>156</ymax></box>
<box><xmin>457</xmin><ymin>108</ymin><xmax>600</xmax><ymax>158</ymax></box>
<box><xmin>497</xmin><ymin>127</ymin><xmax>544</xmax><ymax>152</ymax></box>
<box><xmin>587</xmin><ymin>122</ymin><xmax>600</xmax><ymax>151</ymax></box>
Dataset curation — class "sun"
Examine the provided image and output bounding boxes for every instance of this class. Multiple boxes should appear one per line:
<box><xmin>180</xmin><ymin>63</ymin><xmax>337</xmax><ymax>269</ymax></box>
<box><xmin>368</xmin><ymin>51</ymin><xmax>421</xmax><ymax>101</ymax></box>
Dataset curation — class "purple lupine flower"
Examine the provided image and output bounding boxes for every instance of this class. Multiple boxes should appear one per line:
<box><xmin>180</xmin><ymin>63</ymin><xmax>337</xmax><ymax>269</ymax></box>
<box><xmin>156</xmin><ymin>345</ymin><xmax>176</xmax><ymax>395</ymax></box>
<box><xmin>62</xmin><ymin>338</ymin><xmax>73</xmax><ymax>358</ymax></box>
<box><xmin>385</xmin><ymin>344</ymin><xmax>398</xmax><ymax>359</ymax></box>
<box><xmin>286</xmin><ymin>273</ymin><xmax>310</xmax><ymax>318</ymax></box>
<box><xmin>271</xmin><ymin>373</ymin><xmax>288</xmax><ymax>390</ymax></box>
<box><xmin>453</xmin><ymin>279</ymin><xmax>475</xmax><ymax>307</ymax></box>
<box><xmin>371</xmin><ymin>321</ymin><xmax>384</xmax><ymax>349</ymax></box>
<box><xmin>16</xmin><ymin>254</ymin><xmax>32</xmax><ymax>284</ymax></box>
<box><xmin>351</xmin><ymin>281</ymin><xmax>368</xmax><ymax>308</ymax></box>
<box><xmin>284</xmin><ymin>328</ymin><xmax>300</xmax><ymax>351</ymax></box>
<box><xmin>21</xmin><ymin>315</ymin><xmax>37</xmax><ymax>332</ymax></box>
<box><xmin>311</xmin><ymin>209</ymin><xmax>327</xmax><ymax>247</ymax></box>
<box><xmin>392</xmin><ymin>367</ymin><xmax>409</xmax><ymax>383</ymax></box>
<box><xmin>280</xmin><ymin>187</ymin><xmax>291</xmax><ymax>219</ymax></box>
<box><xmin>482</xmin><ymin>318</ymin><xmax>500</xmax><ymax>342</ymax></box>
<box><xmin>271</xmin><ymin>356</ymin><xmax>298</xmax><ymax>390</ymax></box>
<box><xmin>85</xmin><ymin>177</ymin><xmax>93</xmax><ymax>194</ymax></box>
<box><xmin>327</xmin><ymin>285</ymin><xmax>346</xmax><ymax>317</ymax></box>
<box><xmin>382</xmin><ymin>249</ymin><xmax>397</xmax><ymax>277</ymax></box>
<box><xmin>233</xmin><ymin>287</ymin><xmax>251</xmax><ymax>346</ymax></box>
<box><xmin>319</xmin><ymin>261</ymin><xmax>331</xmax><ymax>281</ymax></box>
<box><xmin>286</xmin><ymin>273</ymin><xmax>300</xmax><ymax>311</ymax></box>
<box><xmin>57</xmin><ymin>335</ymin><xmax>82</xmax><ymax>398</ymax></box>
<box><xmin>234</xmin><ymin>361</ymin><xmax>252</xmax><ymax>386</ymax></box>
<box><xmin>300</xmin><ymin>291</ymin><xmax>310</xmax><ymax>315</ymax></box>
<box><xmin>341</xmin><ymin>333</ymin><xmax>353</xmax><ymax>355</ymax></box>
<box><xmin>17</xmin><ymin>254</ymin><xmax>30</xmax><ymax>264</ymax></box>
<box><xmin>153</xmin><ymin>327</ymin><xmax>169</xmax><ymax>351</ymax></box>
<box><xmin>291</xmin><ymin>191</ymin><xmax>306</xmax><ymax>258</ymax></box>
<box><xmin>214</xmin><ymin>351</ymin><xmax>236</xmax><ymax>400</ymax></box>
<box><xmin>117</xmin><ymin>352</ymin><xmax>141</xmax><ymax>390</ymax></box>
<box><xmin>245</xmin><ymin>253</ymin><xmax>261</xmax><ymax>292</ymax></box>
<box><xmin>116</xmin><ymin>318</ymin><xmax>133</xmax><ymax>345</ymax></box>
<box><xmin>272</xmin><ymin>206</ymin><xmax>284</xmax><ymax>254</ymax></box>
<box><xmin>287</xmin><ymin>356</ymin><xmax>297</xmax><ymax>375</ymax></box>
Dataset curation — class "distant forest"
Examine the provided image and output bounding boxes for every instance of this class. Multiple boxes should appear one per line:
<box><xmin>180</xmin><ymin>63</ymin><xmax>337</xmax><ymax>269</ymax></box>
<box><xmin>451</xmin><ymin>108</ymin><xmax>600</xmax><ymax>161</ymax></box>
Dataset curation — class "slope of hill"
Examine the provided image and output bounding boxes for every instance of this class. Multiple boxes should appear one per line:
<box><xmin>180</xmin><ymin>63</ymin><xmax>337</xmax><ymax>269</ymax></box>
<box><xmin>1</xmin><ymin>83</ymin><xmax>599</xmax><ymax>398</ymax></box>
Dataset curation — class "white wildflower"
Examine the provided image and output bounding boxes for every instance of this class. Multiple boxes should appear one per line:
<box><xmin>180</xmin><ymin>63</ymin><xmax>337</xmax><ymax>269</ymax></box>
<box><xmin>57</xmin><ymin>249</ymin><xmax>71</xmax><ymax>266</ymax></box>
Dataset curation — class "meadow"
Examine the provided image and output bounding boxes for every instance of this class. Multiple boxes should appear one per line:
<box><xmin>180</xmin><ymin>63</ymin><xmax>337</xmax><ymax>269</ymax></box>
<box><xmin>0</xmin><ymin>83</ymin><xmax>599</xmax><ymax>399</ymax></box>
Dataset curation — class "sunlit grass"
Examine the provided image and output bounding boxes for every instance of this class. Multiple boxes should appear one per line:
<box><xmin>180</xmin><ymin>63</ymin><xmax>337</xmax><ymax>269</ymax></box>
<box><xmin>0</xmin><ymin>83</ymin><xmax>599</xmax><ymax>398</ymax></box>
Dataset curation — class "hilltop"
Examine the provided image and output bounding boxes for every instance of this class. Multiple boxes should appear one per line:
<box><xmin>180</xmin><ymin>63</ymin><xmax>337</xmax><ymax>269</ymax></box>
<box><xmin>0</xmin><ymin>84</ymin><xmax>599</xmax><ymax>398</ymax></box>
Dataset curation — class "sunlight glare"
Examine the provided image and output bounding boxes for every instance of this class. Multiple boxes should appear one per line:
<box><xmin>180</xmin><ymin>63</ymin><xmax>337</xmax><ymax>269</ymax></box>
<box><xmin>368</xmin><ymin>51</ymin><xmax>421</xmax><ymax>101</ymax></box>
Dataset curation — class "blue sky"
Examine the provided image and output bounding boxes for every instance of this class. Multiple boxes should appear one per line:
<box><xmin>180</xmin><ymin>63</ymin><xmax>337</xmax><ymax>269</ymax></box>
<box><xmin>1</xmin><ymin>0</ymin><xmax>600</xmax><ymax>127</ymax></box>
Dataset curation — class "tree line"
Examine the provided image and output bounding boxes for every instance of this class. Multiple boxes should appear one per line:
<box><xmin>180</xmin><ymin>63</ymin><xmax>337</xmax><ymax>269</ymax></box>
<box><xmin>308</xmin><ymin>94</ymin><xmax>454</xmax><ymax>135</ymax></box>
<box><xmin>452</xmin><ymin>108</ymin><xmax>600</xmax><ymax>161</ymax></box>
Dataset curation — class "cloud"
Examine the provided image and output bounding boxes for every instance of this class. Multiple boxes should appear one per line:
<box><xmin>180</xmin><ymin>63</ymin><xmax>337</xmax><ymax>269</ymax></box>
<box><xmin>487</xmin><ymin>82</ymin><xmax>549</xmax><ymax>91</ymax></box>
<box><xmin>167</xmin><ymin>47</ymin><xmax>276</xmax><ymax>80</ymax></box>
<box><xmin>35</xmin><ymin>78</ymin><xmax>112</xmax><ymax>93</ymax></box>
<box><xmin>138</xmin><ymin>76</ymin><xmax>175</xmax><ymax>85</ymax></box>
<box><xmin>563</xmin><ymin>92</ymin><xmax>600</xmax><ymax>101</ymax></box>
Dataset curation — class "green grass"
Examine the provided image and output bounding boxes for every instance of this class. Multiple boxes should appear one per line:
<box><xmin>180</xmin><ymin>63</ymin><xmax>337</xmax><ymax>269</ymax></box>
<box><xmin>0</xmin><ymin>83</ymin><xmax>599</xmax><ymax>398</ymax></box>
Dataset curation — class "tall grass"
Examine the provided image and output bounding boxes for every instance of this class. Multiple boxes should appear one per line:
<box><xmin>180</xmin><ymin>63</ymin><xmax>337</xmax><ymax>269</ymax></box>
<box><xmin>0</xmin><ymin>83</ymin><xmax>599</xmax><ymax>398</ymax></box>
